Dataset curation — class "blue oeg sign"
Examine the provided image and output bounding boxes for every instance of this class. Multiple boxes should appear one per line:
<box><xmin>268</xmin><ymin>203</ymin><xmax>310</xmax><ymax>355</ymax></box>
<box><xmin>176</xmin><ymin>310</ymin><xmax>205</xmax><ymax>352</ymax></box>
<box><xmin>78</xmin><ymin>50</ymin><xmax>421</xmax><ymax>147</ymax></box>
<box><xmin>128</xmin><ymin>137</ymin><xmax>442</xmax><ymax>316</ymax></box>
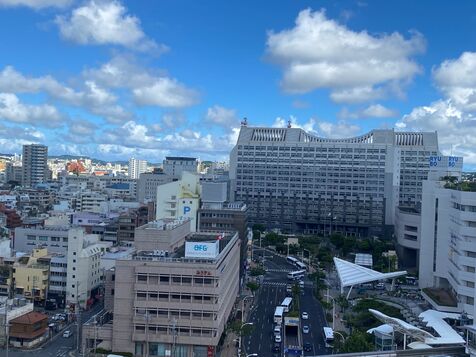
<box><xmin>194</xmin><ymin>244</ymin><xmax>208</xmax><ymax>252</ymax></box>
<box><xmin>183</xmin><ymin>206</ymin><xmax>191</xmax><ymax>215</ymax></box>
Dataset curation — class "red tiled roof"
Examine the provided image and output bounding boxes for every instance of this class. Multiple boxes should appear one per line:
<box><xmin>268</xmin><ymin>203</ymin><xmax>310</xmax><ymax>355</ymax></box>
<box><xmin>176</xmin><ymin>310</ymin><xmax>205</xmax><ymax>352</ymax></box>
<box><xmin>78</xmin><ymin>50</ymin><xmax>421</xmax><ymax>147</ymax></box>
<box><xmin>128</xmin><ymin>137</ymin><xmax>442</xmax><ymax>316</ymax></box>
<box><xmin>10</xmin><ymin>311</ymin><xmax>48</xmax><ymax>325</ymax></box>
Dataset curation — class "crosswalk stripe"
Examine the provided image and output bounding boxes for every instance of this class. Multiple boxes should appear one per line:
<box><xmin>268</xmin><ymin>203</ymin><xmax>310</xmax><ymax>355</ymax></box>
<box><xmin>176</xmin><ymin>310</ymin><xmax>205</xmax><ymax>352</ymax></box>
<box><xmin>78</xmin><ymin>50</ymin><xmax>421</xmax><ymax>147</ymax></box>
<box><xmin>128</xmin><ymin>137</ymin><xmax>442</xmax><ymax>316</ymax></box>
<box><xmin>266</xmin><ymin>269</ymin><xmax>294</xmax><ymax>273</ymax></box>
<box><xmin>261</xmin><ymin>282</ymin><xmax>287</xmax><ymax>287</ymax></box>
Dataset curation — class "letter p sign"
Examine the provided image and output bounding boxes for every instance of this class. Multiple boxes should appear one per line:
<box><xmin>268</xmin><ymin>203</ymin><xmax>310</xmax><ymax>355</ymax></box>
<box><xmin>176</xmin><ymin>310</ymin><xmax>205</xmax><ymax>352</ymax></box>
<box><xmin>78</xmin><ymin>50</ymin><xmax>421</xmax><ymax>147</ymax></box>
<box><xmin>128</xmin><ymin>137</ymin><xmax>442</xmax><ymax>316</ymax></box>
<box><xmin>183</xmin><ymin>206</ymin><xmax>191</xmax><ymax>215</ymax></box>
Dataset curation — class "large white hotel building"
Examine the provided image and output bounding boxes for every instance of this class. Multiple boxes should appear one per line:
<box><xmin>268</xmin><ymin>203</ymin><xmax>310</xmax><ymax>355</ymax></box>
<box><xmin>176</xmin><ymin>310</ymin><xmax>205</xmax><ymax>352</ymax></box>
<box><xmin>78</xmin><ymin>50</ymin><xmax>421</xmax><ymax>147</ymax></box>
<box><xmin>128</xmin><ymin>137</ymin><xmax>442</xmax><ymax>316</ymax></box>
<box><xmin>230</xmin><ymin>125</ymin><xmax>461</xmax><ymax>238</ymax></box>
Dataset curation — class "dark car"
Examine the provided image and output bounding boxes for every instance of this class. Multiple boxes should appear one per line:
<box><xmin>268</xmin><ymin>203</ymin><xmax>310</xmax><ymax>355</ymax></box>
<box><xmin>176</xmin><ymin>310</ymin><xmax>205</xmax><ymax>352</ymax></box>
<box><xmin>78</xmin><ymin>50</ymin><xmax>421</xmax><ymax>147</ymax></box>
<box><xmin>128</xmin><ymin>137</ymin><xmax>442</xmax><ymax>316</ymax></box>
<box><xmin>272</xmin><ymin>344</ymin><xmax>280</xmax><ymax>353</ymax></box>
<box><xmin>303</xmin><ymin>342</ymin><xmax>312</xmax><ymax>352</ymax></box>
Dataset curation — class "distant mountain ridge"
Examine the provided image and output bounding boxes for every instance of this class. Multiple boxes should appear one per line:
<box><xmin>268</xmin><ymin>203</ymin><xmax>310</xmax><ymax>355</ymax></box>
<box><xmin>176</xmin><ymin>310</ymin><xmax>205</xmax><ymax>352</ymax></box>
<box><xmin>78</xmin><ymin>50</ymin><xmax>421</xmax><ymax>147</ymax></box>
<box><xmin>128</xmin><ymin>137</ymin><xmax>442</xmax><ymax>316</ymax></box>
<box><xmin>0</xmin><ymin>153</ymin><xmax>159</xmax><ymax>166</ymax></box>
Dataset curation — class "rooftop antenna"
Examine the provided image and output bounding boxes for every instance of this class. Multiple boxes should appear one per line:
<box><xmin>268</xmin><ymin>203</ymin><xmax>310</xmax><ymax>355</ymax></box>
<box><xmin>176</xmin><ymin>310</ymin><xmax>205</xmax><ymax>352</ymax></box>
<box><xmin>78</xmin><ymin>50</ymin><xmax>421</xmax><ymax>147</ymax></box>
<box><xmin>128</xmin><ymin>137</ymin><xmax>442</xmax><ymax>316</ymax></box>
<box><xmin>240</xmin><ymin>117</ymin><xmax>248</xmax><ymax>126</ymax></box>
<box><xmin>287</xmin><ymin>119</ymin><xmax>292</xmax><ymax>128</ymax></box>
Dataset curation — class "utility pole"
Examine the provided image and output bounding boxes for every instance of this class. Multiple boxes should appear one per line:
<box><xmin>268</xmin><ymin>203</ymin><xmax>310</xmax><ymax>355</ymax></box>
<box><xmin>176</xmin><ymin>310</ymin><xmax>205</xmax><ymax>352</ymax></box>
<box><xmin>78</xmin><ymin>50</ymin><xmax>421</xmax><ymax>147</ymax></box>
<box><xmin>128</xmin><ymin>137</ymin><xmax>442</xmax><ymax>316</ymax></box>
<box><xmin>76</xmin><ymin>283</ymin><xmax>81</xmax><ymax>356</ymax></box>
<box><xmin>93</xmin><ymin>315</ymin><xmax>98</xmax><ymax>357</ymax></box>
<box><xmin>2</xmin><ymin>298</ymin><xmax>9</xmax><ymax>357</ymax></box>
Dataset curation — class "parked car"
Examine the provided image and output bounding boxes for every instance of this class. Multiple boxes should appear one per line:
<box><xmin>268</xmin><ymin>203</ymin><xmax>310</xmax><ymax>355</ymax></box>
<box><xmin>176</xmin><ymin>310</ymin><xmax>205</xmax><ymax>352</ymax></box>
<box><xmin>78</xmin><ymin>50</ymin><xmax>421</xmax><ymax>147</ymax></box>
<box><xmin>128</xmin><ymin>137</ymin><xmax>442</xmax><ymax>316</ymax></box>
<box><xmin>303</xmin><ymin>342</ymin><xmax>312</xmax><ymax>352</ymax></box>
<box><xmin>301</xmin><ymin>312</ymin><xmax>309</xmax><ymax>320</ymax></box>
<box><xmin>272</xmin><ymin>344</ymin><xmax>280</xmax><ymax>353</ymax></box>
<box><xmin>274</xmin><ymin>334</ymin><xmax>282</xmax><ymax>343</ymax></box>
<box><xmin>62</xmin><ymin>330</ymin><xmax>73</xmax><ymax>338</ymax></box>
<box><xmin>302</xmin><ymin>325</ymin><xmax>310</xmax><ymax>334</ymax></box>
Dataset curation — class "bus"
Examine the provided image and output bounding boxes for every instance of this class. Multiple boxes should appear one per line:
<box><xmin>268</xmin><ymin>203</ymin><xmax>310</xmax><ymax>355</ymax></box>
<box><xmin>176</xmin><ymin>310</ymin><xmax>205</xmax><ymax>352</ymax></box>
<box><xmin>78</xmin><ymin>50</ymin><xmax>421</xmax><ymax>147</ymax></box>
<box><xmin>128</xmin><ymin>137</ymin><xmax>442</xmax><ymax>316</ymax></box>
<box><xmin>274</xmin><ymin>306</ymin><xmax>285</xmax><ymax>324</ymax></box>
<box><xmin>295</xmin><ymin>261</ymin><xmax>307</xmax><ymax>271</ymax></box>
<box><xmin>287</xmin><ymin>256</ymin><xmax>299</xmax><ymax>265</ymax></box>
<box><xmin>323</xmin><ymin>327</ymin><xmax>334</xmax><ymax>343</ymax></box>
<box><xmin>280</xmin><ymin>297</ymin><xmax>293</xmax><ymax>312</ymax></box>
<box><xmin>287</xmin><ymin>270</ymin><xmax>306</xmax><ymax>281</ymax></box>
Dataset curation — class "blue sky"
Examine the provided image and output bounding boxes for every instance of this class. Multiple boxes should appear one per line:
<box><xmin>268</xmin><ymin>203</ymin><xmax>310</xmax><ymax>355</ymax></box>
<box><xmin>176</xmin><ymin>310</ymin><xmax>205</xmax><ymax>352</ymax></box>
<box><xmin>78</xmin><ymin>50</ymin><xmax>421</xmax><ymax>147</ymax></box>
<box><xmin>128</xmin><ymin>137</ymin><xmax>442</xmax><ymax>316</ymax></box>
<box><xmin>1</xmin><ymin>1</ymin><xmax>476</xmax><ymax>167</ymax></box>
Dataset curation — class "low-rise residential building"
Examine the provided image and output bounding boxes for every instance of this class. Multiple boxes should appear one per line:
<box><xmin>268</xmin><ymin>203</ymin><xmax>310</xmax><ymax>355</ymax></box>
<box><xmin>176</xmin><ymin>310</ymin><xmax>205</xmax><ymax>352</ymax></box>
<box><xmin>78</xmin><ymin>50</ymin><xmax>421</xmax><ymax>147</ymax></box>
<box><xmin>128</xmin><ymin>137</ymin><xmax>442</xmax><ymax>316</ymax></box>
<box><xmin>14</xmin><ymin>226</ymin><xmax>69</xmax><ymax>254</ymax></box>
<box><xmin>0</xmin><ymin>299</ymin><xmax>34</xmax><ymax>346</ymax></box>
<box><xmin>9</xmin><ymin>311</ymin><xmax>48</xmax><ymax>348</ymax></box>
<box><xmin>12</xmin><ymin>248</ymin><xmax>50</xmax><ymax>304</ymax></box>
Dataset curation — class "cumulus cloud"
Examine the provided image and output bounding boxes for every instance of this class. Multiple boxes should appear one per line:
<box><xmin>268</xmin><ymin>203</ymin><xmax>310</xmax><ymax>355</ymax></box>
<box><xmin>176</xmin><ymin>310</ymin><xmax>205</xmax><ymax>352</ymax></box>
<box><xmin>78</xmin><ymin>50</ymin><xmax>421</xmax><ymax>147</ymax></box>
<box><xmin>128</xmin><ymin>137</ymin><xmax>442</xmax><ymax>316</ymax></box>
<box><xmin>69</xmin><ymin>119</ymin><xmax>97</xmax><ymax>135</ymax></box>
<box><xmin>204</xmin><ymin>105</ymin><xmax>238</xmax><ymax>128</ymax></box>
<box><xmin>339</xmin><ymin>104</ymin><xmax>398</xmax><ymax>119</ymax></box>
<box><xmin>396</xmin><ymin>99</ymin><xmax>476</xmax><ymax>163</ymax></box>
<box><xmin>395</xmin><ymin>51</ymin><xmax>476</xmax><ymax>164</ymax></box>
<box><xmin>433</xmin><ymin>52</ymin><xmax>476</xmax><ymax>112</ymax></box>
<box><xmin>272</xmin><ymin>115</ymin><xmax>360</xmax><ymax>139</ymax></box>
<box><xmin>0</xmin><ymin>93</ymin><xmax>64</xmax><ymax>127</ymax></box>
<box><xmin>266</xmin><ymin>9</ymin><xmax>425</xmax><ymax>103</ymax></box>
<box><xmin>0</xmin><ymin>66</ymin><xmax>131</xmax><ymax>123</ymax></box>
<box><xmin>0</xmin><ymin>123</ymin><xmax>45</xmax><ymax>141</ymax></box>
<box><xmin>98</xmin><ymin>120</ymin><xmax>238</xmax><ymax>158</ymax></box>
<box><xmin>56</xmin><ymin>0</ymin><xmax>164</xmax><ymax>52</ymax></box>
<box><xmin>0</xmin><ymin>0</ymin><xmax>72</xmax><ymax>9</ymax></box>
<box><xmin>132</xmin><ymin>78</ymin><xmax>199</xmax><ymax>107</ymax></box>
<box><xmin>84</xmin><ymin>55</ymin><xmax>199</xmax><ymax>108</ymax></box>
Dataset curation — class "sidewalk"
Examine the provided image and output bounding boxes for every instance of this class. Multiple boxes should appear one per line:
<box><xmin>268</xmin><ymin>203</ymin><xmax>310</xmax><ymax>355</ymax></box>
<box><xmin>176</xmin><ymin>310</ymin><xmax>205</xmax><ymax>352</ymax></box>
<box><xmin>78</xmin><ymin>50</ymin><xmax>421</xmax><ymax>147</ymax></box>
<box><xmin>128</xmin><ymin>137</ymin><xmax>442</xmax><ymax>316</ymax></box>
<box><xmin>217</xmin><ymin>293</ymin><xmax>255</xmax><ymax>357</ymax></box>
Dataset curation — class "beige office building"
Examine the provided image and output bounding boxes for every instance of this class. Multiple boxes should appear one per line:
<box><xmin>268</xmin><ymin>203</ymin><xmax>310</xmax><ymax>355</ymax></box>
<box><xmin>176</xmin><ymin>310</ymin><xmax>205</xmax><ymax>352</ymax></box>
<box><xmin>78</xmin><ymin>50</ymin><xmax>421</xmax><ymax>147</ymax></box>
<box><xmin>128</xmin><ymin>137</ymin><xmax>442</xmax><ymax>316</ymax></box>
<box><xmin>83</xmin><ymin>218</ymin><xmax>240</xmax><ymax>357</ymax></box>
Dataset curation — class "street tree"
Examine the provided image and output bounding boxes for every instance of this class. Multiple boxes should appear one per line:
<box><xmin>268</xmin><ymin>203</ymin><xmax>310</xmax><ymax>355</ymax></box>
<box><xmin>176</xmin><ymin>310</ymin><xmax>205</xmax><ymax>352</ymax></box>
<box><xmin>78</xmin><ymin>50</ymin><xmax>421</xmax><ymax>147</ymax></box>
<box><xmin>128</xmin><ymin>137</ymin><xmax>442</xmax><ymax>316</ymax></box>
<box><xmin>339</xmin><ymin>331</ymin><xmax>373</xmax><ymax>353</ymax></box>
<box><xmin>246</xmin><ymin>282</ymin><xmax>259</xmax><ymax>296</ymax></box>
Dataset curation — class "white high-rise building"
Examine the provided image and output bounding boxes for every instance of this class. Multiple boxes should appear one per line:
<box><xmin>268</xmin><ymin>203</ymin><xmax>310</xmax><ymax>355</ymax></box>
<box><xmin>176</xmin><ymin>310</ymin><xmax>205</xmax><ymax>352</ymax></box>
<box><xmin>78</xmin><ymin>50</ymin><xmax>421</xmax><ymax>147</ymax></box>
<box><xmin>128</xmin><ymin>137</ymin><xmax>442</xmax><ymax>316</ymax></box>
<box><xmin>230</xmin><ymin>126</ymin><xmax>445</xmax><ymax>237</ymax></box>
<box><xmin>419</xmin><ymin>179</ymin><xmax>476</xmax><ymax>317</ymax></box>
<box><xmin>128</xmin><ymin>158</ymin><xmax>147</xmax><ymax>179</ymax></box>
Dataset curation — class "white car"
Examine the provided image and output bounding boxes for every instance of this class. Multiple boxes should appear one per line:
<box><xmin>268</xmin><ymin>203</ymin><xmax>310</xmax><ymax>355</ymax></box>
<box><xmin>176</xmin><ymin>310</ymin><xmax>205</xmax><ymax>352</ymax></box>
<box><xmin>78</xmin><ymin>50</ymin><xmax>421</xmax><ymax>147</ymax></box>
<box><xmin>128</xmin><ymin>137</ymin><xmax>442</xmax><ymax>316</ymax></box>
<box><xmin>62</xmin><ymin>330</ymin><xmax>72</xmax><ymax>338</ymax></box>
<box><xmin>274</xmin><ymin>334</ymin><xmax>282</xmax><ymax>343</ymax></box>
<box><xmin>302</xmin><ymin>325</ymin><xmax>310</xmax><ymax>334</ymax></box>
<box><xmin>301</xmin><ymin>312</ymin><xmax>309</xmax><ymax>320</ymax></box>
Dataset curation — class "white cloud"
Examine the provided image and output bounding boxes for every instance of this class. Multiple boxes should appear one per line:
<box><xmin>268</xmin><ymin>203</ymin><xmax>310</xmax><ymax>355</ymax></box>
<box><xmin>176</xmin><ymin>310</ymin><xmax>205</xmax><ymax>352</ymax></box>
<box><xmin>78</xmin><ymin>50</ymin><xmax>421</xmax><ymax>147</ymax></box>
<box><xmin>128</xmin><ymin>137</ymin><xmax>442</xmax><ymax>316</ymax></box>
<box><xmin>272</xmin><ymin>116</ymin><xmax>317</xmax><ymax>133</ymax></box>
<box><xmin>394</xmin><ymin>51</ymin><xmax>476</xmax><ymax>165</ymax></box>
<box><xmin>0</xmin><ymin>123</ymin><xmax>45</xmax><ymax>141</ymax></box>
<box><xmin>56</xmin><ymin>0</ymin><xmax>164</xmax><ymax>52</ymax></box>
<box><xmin>132</xmin><ymin>78</ymin><xmax>199</xmax><ymax>108</ymax></box>
<box><xmin>205</xmin><ymin>105</ymin><xmax>238</xmax><ymax>128</ymax></box>
<box><xmin>433</xmin><ymin>52</ymin><xmax>476</xmax><ymax>112</ymax></box>
<box><xmin>266</xmin><ymin>9</ymin><xmax>425</xmax><ymax>102</ymax></box>
<box><xmin>396</xmin><ymin>99</ymin><xmax>476</xmax><ymax>163</ymax></box>
<box><xmin>315</xmin><ymin>120</ymin><xmax>361</xmax><ymax>138</ymax></box>
<box><xmin>84</xmin><ymin>55</ymin><xmax>200</xmax><ymax>109</ymax></box>
<box><xmin>0</xmin><ymin>66</ymin><xmax>131</xmax><ymax>123</ymax></box>
<box><xmin>0</xmin><ymin>0</ymin><xmax>71</xmax><ymax>9</ymax></box>
<box><xmin>0</xmin><ymin>93</ymin><xmax>64</xmax><ymax>127</ymax></box>
<box><xmin>161</xmin><ymin>112</ymin><xmax>186</xmax><ymax>129</ymax></box>
<box><xmin>339</xmin><ymin>104</ymin><xmax>398</xmax><ymax>119</ymax></box>
<box><xmin>272</xmin><ymin>115</ymin><xmax>361</xmax><ymax>138</ymax></box>
<box><xmin>69</xmin><ymin>119</ymin><xmax>97</xmax><ymax>135</ymax></box>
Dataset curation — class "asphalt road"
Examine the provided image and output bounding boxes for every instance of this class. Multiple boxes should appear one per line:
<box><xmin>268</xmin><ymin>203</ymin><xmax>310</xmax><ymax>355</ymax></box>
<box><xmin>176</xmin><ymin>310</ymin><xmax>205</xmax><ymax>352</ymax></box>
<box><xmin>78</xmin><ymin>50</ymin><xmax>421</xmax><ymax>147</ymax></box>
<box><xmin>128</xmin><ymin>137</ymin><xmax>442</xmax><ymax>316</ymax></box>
<box><xmin>1</xmin><ymin>303</ymin><xmax>103</xmax><ymax>357</ymax></box>
<box><xmin>244</xmin><ymin>249</ymin><xmax>330</xmax><ymax>357</ymax></box>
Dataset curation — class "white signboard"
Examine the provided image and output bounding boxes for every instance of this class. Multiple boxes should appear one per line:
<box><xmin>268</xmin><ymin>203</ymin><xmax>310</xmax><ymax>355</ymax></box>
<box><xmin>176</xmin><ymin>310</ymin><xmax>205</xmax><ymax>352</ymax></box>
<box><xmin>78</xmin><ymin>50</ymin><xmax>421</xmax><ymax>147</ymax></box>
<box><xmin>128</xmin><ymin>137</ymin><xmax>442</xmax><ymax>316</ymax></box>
<box><xmin>185</xmin><ymin>241</ymin><xmax>219</xmax><ymax>258</ymax></box>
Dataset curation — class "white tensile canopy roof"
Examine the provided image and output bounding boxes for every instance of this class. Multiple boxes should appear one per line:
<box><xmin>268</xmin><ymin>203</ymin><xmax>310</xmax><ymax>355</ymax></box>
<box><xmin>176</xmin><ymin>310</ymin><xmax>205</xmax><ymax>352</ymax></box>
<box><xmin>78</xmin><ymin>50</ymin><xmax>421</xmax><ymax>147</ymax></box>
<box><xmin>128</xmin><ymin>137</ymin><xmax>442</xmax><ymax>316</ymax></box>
<box><xmin>333</xmin><ymin>257</ymin><xmax>407</xmax><ymax>295</ymax></box>
<box><xmin>369</xmin><ymin>309</ymin><xmax>435</xmax><ymax>342</ymax></box>
<box><xmin>370</xmin><ymin>309</ymin><xmax>466</xmax><ymax>346</ymax></box>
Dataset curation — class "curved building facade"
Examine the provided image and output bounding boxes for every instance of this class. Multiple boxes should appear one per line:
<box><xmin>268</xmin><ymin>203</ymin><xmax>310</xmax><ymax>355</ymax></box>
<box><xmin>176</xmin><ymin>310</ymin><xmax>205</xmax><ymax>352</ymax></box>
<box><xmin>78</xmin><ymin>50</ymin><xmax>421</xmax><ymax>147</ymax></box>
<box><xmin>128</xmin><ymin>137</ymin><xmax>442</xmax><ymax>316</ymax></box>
<box><xmin>230</xmin><ymin>126</ymin><xmax>439</xmax><ymax>237</ymax></box>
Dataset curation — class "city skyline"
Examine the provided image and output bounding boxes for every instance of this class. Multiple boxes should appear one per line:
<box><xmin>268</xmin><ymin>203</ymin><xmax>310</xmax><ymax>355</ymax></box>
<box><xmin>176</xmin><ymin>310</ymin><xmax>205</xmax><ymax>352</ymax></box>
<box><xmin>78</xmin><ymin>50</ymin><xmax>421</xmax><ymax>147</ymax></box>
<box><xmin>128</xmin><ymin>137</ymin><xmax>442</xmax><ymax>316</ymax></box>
<box><xmin>0</xmin><ymin>1</ymin><xmax>476</xmax><ymax>168</ymax></box>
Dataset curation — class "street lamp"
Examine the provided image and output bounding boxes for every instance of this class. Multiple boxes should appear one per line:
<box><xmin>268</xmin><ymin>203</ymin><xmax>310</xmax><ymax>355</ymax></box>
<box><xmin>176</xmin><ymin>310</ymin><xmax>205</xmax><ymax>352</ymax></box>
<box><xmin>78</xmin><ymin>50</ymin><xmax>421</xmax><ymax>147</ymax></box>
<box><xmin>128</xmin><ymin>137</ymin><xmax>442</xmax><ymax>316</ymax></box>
<box><xmin>238</xmin><ymin>322</ymin><xmax>254</xmax><ymax>357</ymax></box>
